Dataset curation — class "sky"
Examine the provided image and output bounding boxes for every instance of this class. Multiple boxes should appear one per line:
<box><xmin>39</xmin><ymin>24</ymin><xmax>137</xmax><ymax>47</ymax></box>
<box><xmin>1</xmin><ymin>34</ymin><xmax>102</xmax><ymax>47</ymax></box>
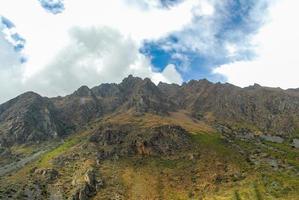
<box><xmin>0</xmin><ymin>0</ymin><xmax>298</xmax><ymax>103</ymax></box>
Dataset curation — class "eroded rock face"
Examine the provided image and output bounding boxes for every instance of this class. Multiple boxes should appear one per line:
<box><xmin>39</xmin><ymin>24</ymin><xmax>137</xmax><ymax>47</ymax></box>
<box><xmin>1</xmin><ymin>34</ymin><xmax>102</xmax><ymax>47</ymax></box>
<box><xmin>124</xmin><ymin>77</ymin><xmax>175</xmax><ymax>115</ymax></box>
<box><xmin>34</xmin><ymin>168</ymin><xmax>59</xmax><ymax>181</ymax></box>
<box><xmin>52</xmin><ymin>86</ymin><xmax>102</xmax><ymax>131</ymax></box>
<box><xmin>90</xmin><ymin>124</ymin><xmax>192</xmax><ymax>158</ymax></box>
<box><xmin>0</xmin><ymin>92</ymin><xmax>62</xmax><ymax>147</ymax></box>
<box><xmin>71</xmin><ymin>168</ymin><xmax>104</xmax><ymax>200</ymax></box>
<box><xmin>1</xmin><ymin>75</ymin><xmax>299</xmax><ymax>148</ymax></box>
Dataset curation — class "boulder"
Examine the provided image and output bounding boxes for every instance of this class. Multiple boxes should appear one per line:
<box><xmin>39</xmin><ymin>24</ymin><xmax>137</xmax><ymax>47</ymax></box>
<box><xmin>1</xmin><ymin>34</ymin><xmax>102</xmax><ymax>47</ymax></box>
<box><xmin>70</xmin><ymin>168</ymin><xmax>104</xmax><ymax>200</ymax></box>
<box><xmin>34</xmin><ymin>168</ymin><xmax>59</xmax><ymax>181</ymax></box>
<box><xmin>292</xmin><ymin>139</ymin><xmax>299</xmax><ymax>148</ymax></box>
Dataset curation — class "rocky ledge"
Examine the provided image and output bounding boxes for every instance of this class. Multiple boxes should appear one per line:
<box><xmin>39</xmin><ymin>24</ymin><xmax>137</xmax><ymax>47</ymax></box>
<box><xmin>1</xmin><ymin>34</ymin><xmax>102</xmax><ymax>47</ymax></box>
<box><xmin>89</xmin><ymin>124</ymin><xmax>192</xmax><ymax>158</ymax></box>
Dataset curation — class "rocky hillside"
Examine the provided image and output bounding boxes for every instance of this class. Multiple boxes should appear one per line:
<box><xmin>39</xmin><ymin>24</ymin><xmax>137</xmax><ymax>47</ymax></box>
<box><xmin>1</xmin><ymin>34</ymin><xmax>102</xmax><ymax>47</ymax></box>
<box><xmin>0</xmin><ymin>92</ymin><xmax>64</xmax><ymax>146</ymax></box>
<box><xmin>1</xmin><ymin>75</ymin><xmax>299</xmax><ymax>147</ymax></box>
<box><xmin>0</xmin><ymin>75</ymin><xmax>298</xmax><ymax>199</ymax></box>
<box><xmin>159</xmin><ymin>80</ymin><xmax>299</xmax><ymax>135</ymax></box>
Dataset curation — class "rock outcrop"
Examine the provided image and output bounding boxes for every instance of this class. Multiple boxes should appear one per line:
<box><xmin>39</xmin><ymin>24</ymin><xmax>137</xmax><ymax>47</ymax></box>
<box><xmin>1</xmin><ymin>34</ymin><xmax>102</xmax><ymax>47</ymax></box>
<box><xmin>159</xmin><ymin>80</ymin><xmax>299</xmax><ymax>135</ymax></box>
<box><xmin>0</xmin><ymin>92</ymin><xmax>63</xmax><ymax>147</ymax></box>
<box><xmin>34</xmin><ymin>168</ymin><xmax>60</xmax><ymax>181</ymax></box>
<box><xmin>1</xmin><ymin>75</ymin><xmax>299</xmax><ymax>147</ymax></box>
<box><xmin>71</xmin><ymin>168</ymin><xmax>104</xmax><ymax>200</ymax></box>
<box><xmin>90</xmin><ymin>124</ymin><xmax>192</xmax><ymax>158</ymax></box>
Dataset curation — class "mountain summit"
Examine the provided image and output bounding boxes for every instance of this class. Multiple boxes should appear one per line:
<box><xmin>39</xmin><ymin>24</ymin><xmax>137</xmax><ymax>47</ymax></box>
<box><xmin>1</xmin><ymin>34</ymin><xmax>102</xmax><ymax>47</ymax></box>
<box><xmin>0</xmin><ymin>75</ymin><xmax>298</xmax><ymax>199</ymax></box>
<box><xmin>1</xmin><ymin>75</ymin><xmax>299</xmax><ymax>147</ymax></box>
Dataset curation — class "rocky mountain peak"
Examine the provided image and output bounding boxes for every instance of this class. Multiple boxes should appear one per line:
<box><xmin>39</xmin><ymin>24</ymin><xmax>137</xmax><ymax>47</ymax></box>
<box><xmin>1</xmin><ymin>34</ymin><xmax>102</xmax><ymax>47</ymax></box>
<box><xmin>120</xmin><ymin>75</ymin><xmax>143</xmax><ymax>91</ymax></box>
<box><xmin>0</xmin><ymin>92</ymin><xmax>61</xmax><ymax>146</ymax></box>
<box><xmin>1</xmin><ymin>76</ymin><xmax>299</xmax><ymax>147</ymax></box>
<box><xmin>73</xmin><ymin>85</ymin><xmax>93</xmax><ymax>97</ymax></box>
<box><xmin>18</xmin><ymin>91</ymin><xmax>42</xmax><ymax>99</ymax></box>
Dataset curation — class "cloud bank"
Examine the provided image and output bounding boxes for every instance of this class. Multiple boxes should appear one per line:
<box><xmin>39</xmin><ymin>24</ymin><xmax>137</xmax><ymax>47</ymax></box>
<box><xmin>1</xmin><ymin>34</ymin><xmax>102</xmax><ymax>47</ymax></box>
<box><xmin>0</xmin><ymin>0</ymin><xmax>298</xmax><ymax>103</ymax></box>
<box><xmin>141</xmin><ymin>0</ymin><xmax>270</xmax><ymax>81</ymax></box>
<box><xmin>214</xmin><ymin>0</ymin><xmax>299</xmax><ymax>89</ymax></box>
<box><xmin>26</xmin><ymin>27</ymin><xmax>182</xmax><ymax>97</ymax></box>
<box><xmin>0</xmin><ymin>0</ymin><xmax>199</xmax><ymax>103</ymax></box>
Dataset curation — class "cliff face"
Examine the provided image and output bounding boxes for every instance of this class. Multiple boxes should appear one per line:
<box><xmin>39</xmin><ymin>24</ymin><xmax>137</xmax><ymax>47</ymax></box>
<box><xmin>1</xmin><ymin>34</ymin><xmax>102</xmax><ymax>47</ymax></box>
<box><xmin>158</xmin><ymin>80</ymin><xmax>299</xmax><ymax>135</ymax></box>
<box><xmin>1</xmin><ymin>76</ymin><xmax>299</xmax><ymax>200</ymax></box>
<box><xmin>1</xmin><ymin>75</ymin><xmax>299</xmax><ymax>147</ymax></box>
<box><xmin>0</xmin><ymin>92</ymin><xmax>62</xmax><ymax>146</ymax></box>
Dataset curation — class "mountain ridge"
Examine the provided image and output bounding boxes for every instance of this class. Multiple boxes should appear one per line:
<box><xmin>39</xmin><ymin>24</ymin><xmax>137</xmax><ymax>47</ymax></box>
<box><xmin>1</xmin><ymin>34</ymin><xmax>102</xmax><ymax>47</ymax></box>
<box><xmin>1</xmin><ymin>75</ymin><xmax>299</xmax><ymax>147</ymax></box>
<box><xmin>0</xmin><ymin>75</ymin><xmax>299</xmax><ymax>200</ymax></box>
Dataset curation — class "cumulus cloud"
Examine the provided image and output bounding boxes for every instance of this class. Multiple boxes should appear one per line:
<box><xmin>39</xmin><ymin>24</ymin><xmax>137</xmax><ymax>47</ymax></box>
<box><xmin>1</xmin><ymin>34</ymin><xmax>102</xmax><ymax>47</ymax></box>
<box><xmin>0</xmin><ymin>34</ymin><xmax>21</xmax><ymax>68</ymax></box>
<box><xmin>26</xmin><ymin>27</ymin><xmax>183</xmax><ymax>96</ymax></box>
<box><xmin>214</xmin><ymin>0</ymin><xmax>299</xmax><ymax>89</ymax></box>
<box><xmin>38</xmin><ymin>0</ymin><xmax>65</xmax><ymax>14</ymax></box>
<box><xmin>152</xmin><ymin>64</ymin><xmax>183</xmax><ymax>84</ymax></box>
<box><xmin>0</xmin><ymin>0</ymin><xmax>202</xmax><ymax>103</ymax></box>
<box><xmin>0</xmin><ymin>26</ymin><xmax>183</xmax><ymax>102</ymax></box>
<box><xmin>0</xmin><ymin>33</ymin><xmax>25</xmax><ymax>103</ymax></box>
<box><xmin>141</xmin><ymin>0</ymin><xmax>270</xmax><ymax>81</ymax></box>
<box><xmin>0</xmin><ymin>16</ymin><xmax>26</xmax><ymax>61</ymax></box>
<box><xmin>0</xmin><ymin>0</ymin><xmax>289</xmax><ymax>104</ymax></box>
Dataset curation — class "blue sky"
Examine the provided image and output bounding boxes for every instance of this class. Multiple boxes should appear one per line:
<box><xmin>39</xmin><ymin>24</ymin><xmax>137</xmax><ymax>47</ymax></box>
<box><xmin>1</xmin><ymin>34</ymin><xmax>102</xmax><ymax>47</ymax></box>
<box><xmin>141</xmin><ymin>0</ymin><xmax>269</xmax><ymax>82</ymax></box>
<box><xmin>0</xmin><ymin>0</ymin><xmax>299</xmax><ymax>103</ymax></box>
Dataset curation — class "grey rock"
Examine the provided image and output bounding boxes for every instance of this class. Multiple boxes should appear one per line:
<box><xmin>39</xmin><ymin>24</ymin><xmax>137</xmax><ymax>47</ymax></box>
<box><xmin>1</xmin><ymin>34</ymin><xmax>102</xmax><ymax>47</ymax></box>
<box><xmin>292</xmin><ymin>138</ymin><xmax>299</xmax><ymax>148</ymax></box>
<box><xmin>2</xmin><ymin>75</ymin><xmax>299</xmax><ymax>148</ymax></box>
<box><xmin>260</xmin><ymin>135</ymin><xmax>284</xmax><ymax>143</ymax></box>
<box><xmin>71</xmin><ymin>168</ymin><xmax>104</xmax><ymax>200</ymax></box>
<box><xmin>34</xmin><ymin>168</ymin><xmax>59</xmax><ymax>181</ymax></box>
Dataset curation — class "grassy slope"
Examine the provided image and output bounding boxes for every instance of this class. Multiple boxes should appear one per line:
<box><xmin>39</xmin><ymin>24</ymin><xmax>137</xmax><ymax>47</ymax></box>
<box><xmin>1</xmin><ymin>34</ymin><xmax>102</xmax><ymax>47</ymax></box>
<box><xmin>0</xmin><ymin>112</ymin><xmax>298</xmax><ymax>199</ymax></box>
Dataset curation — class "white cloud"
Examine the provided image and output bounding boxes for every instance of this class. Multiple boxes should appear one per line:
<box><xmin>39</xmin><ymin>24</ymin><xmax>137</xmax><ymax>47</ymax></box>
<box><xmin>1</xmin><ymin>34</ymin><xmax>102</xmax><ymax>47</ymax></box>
<box><xmin>26</xmin><ymin>27</ymin><xmax>183</xmax><ymax>97</ymax></box>
<box><xmin>152</xmin><ymin>64</ymin><xmax>183</xmax><ymax>84</ymax></box>
<box><xmin>0</xmin><ymin>33</ymin><xmax>21</xmax><ymax>68</ymax></box>
<box><xmin>0</xmin><ymin>26</ymin><xmax>183</xmax><ymax>102</ymax></box>
<box><xmin>0</xmin><ymin>0</ymin><xmax>215</xmax><ymax>103</ymax></box>
<box><xmin>214</xmin><ymin>0</ymin><xmax>299</xmax><ymax>89</ymax></box>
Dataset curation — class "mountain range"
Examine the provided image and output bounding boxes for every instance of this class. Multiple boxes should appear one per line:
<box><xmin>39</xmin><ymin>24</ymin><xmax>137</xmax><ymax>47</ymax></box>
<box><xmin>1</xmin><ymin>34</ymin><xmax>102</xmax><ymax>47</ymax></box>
<box><xmin>0</xmin><ymin>75</ymin><xmax>298</xmax><ymax>199</ymax></box>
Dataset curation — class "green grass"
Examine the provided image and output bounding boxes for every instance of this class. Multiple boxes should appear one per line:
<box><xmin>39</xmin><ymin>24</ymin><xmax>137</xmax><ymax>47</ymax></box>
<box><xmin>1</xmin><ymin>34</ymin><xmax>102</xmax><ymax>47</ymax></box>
<box><xmin>191</xmin><ymin>132</ymin><xmax>299</xmax><ymax>199</ymax></box>
<box><xmin>261</xmin><ymin>171</ymin><xmax>299</xmax><ymax>199</ymax></box>
<box><xmin>291</xmin><ymin>128</ymin><xmax>299</xmax><ymax>138</ymax></box>
<box><xmin>37</xmin><ymin>136</ymin><xmax>82</xmax><ymax>167</ymax></box>
<box><xmin>151</xmin><ymin>158</ymin><xmax>179</xmax><ymax>169</ymax></box>
<box><xmin>252</xmin><ymin>183</ymin><xmax>263</xmax><ymax>200</ymax></box>
<box><xmin>128</xmin><ymin>156</ymin><xmax>193</xmax><ymax>170</ymax></box>
<box><xmin>2</xmin><ymin>117</ymin><xmax>298</xmax><ymax>200</ymax></box>
<box><xmin>191</xmin><ymin>132</ymin><xmax>242</xmax><ymax>160</ymax></box>
<box><xmin>258</xmin><ymin>141</ymin><xmax>299</xmax><ymax>170</ymax></box>
<box><xmin>232</xmin><ymin>138</ymin><xmax>299</xmax><ymax>199</ymax></box>
<box><xmin>191</xmin><ymin>132</ymin><xmax>224</xmax><ymax>148</ymax></box>
<box><xmin>10</xmin><ymin>145</ymin><xmax>36</xmax><ymax>156</ymax></box>
<box><xmin>233</xmin><ymin>190</ymin><xmax>242</xmax><ymax>200</ymax></box>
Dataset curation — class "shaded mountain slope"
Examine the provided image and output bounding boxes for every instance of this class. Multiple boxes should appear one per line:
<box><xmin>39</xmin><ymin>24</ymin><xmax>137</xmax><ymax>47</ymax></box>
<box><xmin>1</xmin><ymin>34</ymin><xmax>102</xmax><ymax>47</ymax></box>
<box><xmin>52</xmin><ymin>86</ymin><xmax>102</xmax><ymax>132</ymax></box>
<box><xmin>0</xmin><ymin>92</ymin><xmax>63</xmax><ymax>146</ymax></box>
<box><xmin>158</xmin><ymin>80</ymin><xmax>299</xmax><ymax>135</ymax></box>
<box><xmin>1</xmin><ymin>75</ymin><xmax>299</xmax><ymax>148</ymax></box>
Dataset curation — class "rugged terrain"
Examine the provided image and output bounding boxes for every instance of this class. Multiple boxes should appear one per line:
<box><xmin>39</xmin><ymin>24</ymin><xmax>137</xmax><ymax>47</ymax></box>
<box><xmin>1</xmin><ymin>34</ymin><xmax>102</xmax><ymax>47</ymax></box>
<box><xmin>0</xmin><ymin>75</ymin><xmax>298</xmax><ymax>199</ymax></box>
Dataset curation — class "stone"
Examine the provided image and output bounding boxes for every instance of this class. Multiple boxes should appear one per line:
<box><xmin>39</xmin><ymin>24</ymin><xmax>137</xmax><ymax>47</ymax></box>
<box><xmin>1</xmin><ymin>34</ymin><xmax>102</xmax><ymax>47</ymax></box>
<box><xmin>70</xmin><ymin>168</ymin><xmax>104</xmax><ymax>200</ymax></box>
<box><xmin>292</xmin><ymin>139</ymin><xmax>299</xmax><ymax>148</ymax></box>
<box><xmin>260</xmin><ymin>135</ymin><xmax>284</xmax><ymax>143</ymax></box>
<box><xmin>34</xmin><ymin>168</ymin><xmax>59</xmax><ymax>181</ymax></box>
